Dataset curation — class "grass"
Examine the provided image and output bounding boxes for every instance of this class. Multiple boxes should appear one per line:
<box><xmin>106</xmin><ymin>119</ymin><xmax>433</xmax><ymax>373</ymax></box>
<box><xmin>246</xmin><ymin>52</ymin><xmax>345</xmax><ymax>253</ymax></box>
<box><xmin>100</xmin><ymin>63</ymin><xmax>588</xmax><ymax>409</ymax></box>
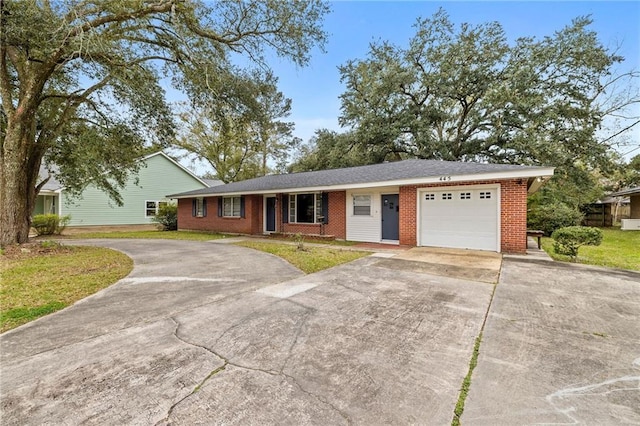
<box><xmin>1</xmin><ymin>243</ymin><xmax>133</xmax><ymax>332</ymax></box>
<box><xmin>541</xmin><ymin>228</ymin><xmax>640</xmax><ymax>271</ymax></box>
<box><xmin>234</xmin><ymin>240</ymin><xmax>370</xmax><ymax>274</ymax></box>
<box><xmin>67</xmin><ymin>230</ymin><xmax>227</xmax><ymax>241</ymax></box>
<box><xmin>452</xmin><ymin>333</ymin><xmax>483</xmax><ymax>426</ymax></box>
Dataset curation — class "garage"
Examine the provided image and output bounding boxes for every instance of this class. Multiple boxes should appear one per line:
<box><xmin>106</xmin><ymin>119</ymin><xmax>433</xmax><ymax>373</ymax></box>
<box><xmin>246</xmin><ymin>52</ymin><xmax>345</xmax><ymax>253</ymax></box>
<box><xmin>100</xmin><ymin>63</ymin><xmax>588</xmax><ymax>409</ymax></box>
<box><xmin>419</xmin><ymin>186</ymin><xmax>499</xmax><ymax>251</ymax></box>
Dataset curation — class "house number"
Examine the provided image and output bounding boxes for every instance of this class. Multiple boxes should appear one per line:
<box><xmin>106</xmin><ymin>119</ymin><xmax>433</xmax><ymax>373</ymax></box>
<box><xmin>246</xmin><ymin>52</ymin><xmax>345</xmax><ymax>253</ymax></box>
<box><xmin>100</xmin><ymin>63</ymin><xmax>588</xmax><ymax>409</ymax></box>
<box><xmin>439</xmin><ymin>176</ymin><xmax>452</xmax><ymax>181</ymax></box>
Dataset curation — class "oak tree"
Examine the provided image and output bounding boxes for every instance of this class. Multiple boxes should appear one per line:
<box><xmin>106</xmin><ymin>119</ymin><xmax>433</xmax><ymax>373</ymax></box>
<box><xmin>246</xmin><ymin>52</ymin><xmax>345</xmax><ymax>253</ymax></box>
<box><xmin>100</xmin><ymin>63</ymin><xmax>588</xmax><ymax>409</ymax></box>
<box><xmin>0</xmin><ymin>0</ymin><xmax>329</xmax><ymax>245</ymax></box>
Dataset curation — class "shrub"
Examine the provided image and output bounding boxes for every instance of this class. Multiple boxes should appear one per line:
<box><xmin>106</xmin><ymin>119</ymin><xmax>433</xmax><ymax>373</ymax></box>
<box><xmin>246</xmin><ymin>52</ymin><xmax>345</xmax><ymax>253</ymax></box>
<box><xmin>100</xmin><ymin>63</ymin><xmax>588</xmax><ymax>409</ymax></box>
<box><xmin>527</xmin><ymin>202</ymin><xmax>583</xmax><ymax>236</ymax></box>
<box><xmin>551</xmin><ymin>226</ymin><xmax>603</xmax><ymax>261</ymax></box>
<box><xmin>152</xmin><ymin>203</ymin><xmax>178</xmax><ymax>231</ymax></box>
<box><xmin>31</xmin><ymin>214</ymin><xmax>71</xmax><ymax>236</ymax></box>
<box><xmin>293</xmin><ymin>232</ymin><xmax>307</xmax><ymax>251</ymax></box>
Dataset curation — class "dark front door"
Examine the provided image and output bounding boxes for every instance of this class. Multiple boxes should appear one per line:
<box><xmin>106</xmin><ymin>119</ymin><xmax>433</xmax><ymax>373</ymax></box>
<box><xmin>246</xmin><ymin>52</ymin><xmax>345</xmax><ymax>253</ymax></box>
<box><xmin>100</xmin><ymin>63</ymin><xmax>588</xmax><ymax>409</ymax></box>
<box><xmin>381</xmin><ymin>194</ymin><xmax>399</xmax><ymax>240</ymax></box>
<box><xmin>266</xmin><ymin>197</ymin><xmax>276</xmax><ymax>232</ymax></box>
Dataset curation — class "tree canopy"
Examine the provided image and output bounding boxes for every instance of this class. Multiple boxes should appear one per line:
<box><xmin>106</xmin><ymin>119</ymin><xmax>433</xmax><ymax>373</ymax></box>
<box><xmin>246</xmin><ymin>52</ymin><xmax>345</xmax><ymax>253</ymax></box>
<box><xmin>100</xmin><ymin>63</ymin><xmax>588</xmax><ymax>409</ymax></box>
<box><xmin>0</xmin><ymin>0</ymin><xmax>329</xmax><ymax>245</ymax></box>
<box><xmin>291</xmin><ymin>9</ymin><xmax>639</xmax><ymax>206</ymax></box>
<box><xmin>175</xmin><ymin>70</ymin><xmax>299</xmax><ymax>183</ymax></box>
<box><xmin>290</xmin><ymin>10</ymin><xmax>640</xmax><ymax>220</ymax></box>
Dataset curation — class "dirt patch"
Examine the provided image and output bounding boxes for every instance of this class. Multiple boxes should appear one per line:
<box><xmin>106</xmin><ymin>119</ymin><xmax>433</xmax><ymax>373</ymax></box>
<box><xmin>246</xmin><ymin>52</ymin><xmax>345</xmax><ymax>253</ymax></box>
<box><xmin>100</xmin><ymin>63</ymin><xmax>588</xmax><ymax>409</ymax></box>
<box><xmin>1</xmin><ymin>242</ymin><xmax>74</xmax><ymax>261</ymax></box>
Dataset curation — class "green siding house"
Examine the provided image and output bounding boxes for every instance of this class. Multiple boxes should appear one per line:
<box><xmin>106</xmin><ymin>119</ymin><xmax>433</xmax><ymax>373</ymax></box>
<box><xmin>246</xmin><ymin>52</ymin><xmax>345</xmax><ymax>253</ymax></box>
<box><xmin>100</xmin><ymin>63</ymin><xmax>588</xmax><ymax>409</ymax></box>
<box><xmin>34</xmin><ymin>152</ymin><xmax>213</xmax><ymax>227</ymax></box>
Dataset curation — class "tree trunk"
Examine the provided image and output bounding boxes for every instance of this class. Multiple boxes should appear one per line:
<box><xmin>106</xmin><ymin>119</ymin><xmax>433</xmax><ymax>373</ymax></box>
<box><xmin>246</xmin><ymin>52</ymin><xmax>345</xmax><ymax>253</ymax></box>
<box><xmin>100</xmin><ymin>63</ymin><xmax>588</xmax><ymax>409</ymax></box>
<box><xmin>1</xmin><ymin>120</ymin><xmax>41</xmax><ymax>246</ymax></box>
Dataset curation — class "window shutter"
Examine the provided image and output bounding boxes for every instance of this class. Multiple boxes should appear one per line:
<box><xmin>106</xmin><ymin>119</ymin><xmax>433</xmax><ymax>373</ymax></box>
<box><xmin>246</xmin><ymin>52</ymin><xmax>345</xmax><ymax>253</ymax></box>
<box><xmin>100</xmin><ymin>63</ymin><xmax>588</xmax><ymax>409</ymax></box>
<box><xmin>321</xmin><ymin>193</ymin><xmax>329</xmax><ymax>224</ymax></box>
<box><xmin>202</xmin><ymin>198</ymin><xmax>207</xmax><ymax>217</ymax></box>
<box><xmin>240</xmin><ymin>196</ymin><xmax>246</xmax><ymax>218</ymax></box>
<box><xmin>217</xmin><ymin>197</ymin><xmax>222</xmax><ymax>217</ymax></box>
<box><xmin>192</xmin><ymin>199</ymin><xmax>196</xmax><ymax>217</ymax></box>
<box><xmin>282</xmin><ymin>194</ymin><xmax>288</xmax><ymax>223</ymax></box>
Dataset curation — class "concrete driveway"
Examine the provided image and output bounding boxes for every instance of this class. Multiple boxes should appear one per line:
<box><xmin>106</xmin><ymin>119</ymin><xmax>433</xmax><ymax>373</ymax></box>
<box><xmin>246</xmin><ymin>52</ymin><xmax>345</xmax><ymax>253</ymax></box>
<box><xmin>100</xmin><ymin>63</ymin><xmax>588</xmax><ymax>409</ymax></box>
<box><xmin>0</xmin><ymin>239</ymin><xmax>494</xmax><ymax>425</ymax></box>
<box><xmin>463</xmin><ymin>255</ymin><xmax>640</xmax><ymax>424</ymax></box>
<box><xmin>2</xmin><ymin>240</ymin><xmax>638</xmax><ymax>425</ymax></box>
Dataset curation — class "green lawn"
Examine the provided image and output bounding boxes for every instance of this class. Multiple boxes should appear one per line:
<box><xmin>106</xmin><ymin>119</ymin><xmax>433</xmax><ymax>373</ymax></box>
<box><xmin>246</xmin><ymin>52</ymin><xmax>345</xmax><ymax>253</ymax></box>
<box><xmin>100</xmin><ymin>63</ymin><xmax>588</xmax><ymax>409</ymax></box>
<box><xmin>234</xmin><ymin>240</ymin><xmax>370</xmax><ymax>274</ymax></box>
<box><xmin>1</xmin><ymin>243</ymin><xmax>133</xmax><ymax>332</ymax></box>
<box><xmin>541</xmin><ymin>228</ymin><xmax>640</xmax><ymax>271</ymax></box>
<box><xmin>68</xmin><ymin>230</ymin><xmax>227</xmax><ymax>241</ymax></box>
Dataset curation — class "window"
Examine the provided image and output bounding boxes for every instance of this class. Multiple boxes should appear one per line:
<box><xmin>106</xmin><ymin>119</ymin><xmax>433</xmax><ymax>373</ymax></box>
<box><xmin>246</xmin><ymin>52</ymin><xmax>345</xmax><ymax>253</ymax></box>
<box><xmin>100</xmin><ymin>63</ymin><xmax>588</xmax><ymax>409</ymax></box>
<box><xmin>424</xmin><ymin>193</ymin><xmax>435</xmax><ymax>201</ymax></box>
<box><xmin>479</xmin><ymin>191</ymin><xmax>492</xmax><ymax>200</ymax></box>
<box><xmin>194</xmin><ymin>198</ymin><xmax>205</xmax><ymax>217</ymax></box>
<box><xmin>289</xmin><ymin>193</ymin><xmax>323</xmax><ymax>223</ymax></box>
<box><xmin>460</xmin><ymin>192</ymin><xmax>471</xmax><ymax>200</ymax></box>
<box><xmin>223</xmin><ymin>196</ymin><xmax>241</xmax><ymax>217</ymax></box>
<box><xmin>145</xmin><ymin>200</ymin><xmax>167</xmax><ymax>217</ymax></box>
<box><xmin>353</xmin><ymin>195</ymin><xmax>371</xmax><ymax>216</ymax></box>
<box><xmin>442</xmin><ymin>193</ymin><xmax>452</xmax><ymax>200</ymax></box>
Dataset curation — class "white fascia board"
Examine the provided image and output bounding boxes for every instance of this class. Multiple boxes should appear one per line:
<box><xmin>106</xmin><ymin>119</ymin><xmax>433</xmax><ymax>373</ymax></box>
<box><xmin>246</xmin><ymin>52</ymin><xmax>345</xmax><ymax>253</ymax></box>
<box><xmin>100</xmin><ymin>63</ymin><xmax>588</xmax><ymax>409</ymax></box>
<box><xmin>170</xmin><ymin>167</ymin><xmax>556</xmax><ymax>199</ymax></box>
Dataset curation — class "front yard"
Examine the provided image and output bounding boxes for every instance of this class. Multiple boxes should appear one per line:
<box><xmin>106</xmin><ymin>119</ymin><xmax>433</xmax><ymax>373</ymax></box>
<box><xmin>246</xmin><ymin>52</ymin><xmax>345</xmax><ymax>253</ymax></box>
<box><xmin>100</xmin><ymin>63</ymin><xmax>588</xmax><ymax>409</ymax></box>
<box><xmin>541</xmin><ymin>228</ymin><xmax>639</xmax><ymax>271</ymax></box>
<box><xmin>1</xmin><ymin>242</ymin><xmax>133</xmax><ymax>332</ymax></box>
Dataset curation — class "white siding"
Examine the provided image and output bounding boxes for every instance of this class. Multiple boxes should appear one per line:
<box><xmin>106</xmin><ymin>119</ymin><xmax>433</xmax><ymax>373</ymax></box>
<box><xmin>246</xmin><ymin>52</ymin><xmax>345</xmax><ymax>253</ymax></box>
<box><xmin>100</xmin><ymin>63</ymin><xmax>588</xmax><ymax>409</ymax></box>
<box><xmin>346</xmin><ymin>188</ymin><xmax>398</xmax><ymax>242</ymax></box>
<box><xmin>60</xmin><ymin>154</ymin><xmax>206</xmax><ymax>226</ymax></box>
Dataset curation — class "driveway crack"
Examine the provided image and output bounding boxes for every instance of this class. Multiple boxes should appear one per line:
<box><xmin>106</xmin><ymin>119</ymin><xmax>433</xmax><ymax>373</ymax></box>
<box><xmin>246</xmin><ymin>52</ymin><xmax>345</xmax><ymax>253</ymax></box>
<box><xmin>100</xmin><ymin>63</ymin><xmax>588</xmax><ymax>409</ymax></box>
<box><xmin>166</xmin><ymin>316</ymin><xmax>350</xmax><ymax>424</ymax></box>
<box><xmin>281</xmin><ymin>371</ymin><xmax>353</xmax><ymax>425</ymax></box>
<box><xmin>279</xmin><ymin>309</ymin><xmax>312</xmax><ymax>374</ymax></box>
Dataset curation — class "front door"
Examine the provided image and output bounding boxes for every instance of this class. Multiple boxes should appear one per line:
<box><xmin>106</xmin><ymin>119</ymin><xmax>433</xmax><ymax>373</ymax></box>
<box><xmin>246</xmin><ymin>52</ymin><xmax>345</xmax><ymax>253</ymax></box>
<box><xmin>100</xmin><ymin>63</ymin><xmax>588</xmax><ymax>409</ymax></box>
<box><xmin>381</xmin><ymin>194</ymin><xmax>399</xmax><ymax>240</ymax></box>
<box><xmin>266</xmin><ymin>197</ymin><xmax>276</xmax><ymax>232</ymax></box>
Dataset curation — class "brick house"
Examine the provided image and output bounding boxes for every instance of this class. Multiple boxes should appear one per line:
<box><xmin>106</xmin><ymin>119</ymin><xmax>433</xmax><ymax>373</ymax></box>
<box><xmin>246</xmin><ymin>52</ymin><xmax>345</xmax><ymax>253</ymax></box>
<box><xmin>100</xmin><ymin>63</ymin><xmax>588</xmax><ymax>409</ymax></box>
<box><xmin>169</xmin><ymin>160</ymin><xmax>554</xmax><ymax>253</ymax></box>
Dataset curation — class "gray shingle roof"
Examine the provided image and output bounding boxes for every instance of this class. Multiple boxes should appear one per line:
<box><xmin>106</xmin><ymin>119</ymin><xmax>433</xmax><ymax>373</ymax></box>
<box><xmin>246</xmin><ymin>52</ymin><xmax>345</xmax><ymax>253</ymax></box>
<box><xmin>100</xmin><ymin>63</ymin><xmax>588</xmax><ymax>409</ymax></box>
<box><xmin>168</xmin><ymin>159</ymin><xmax>551</xmax><ymax>198</ymax></box>
<box><xmin>609</xmin><ymin>186</ymin><xmax>640</xmax><ymax>197</ymax></box>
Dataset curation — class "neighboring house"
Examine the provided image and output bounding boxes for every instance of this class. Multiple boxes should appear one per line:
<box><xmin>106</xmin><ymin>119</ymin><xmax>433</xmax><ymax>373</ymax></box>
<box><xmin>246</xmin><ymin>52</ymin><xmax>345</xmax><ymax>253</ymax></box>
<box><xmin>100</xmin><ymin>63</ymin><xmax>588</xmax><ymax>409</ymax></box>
<box><xmin>608</xmin><ymin>186</ymin><xmax>640</xmax><ymax>230</ymax></box>
<box><xmin>583</xmin><ymin>196</ymin><xmax>630</xmax><ymax>227</ymax></box>
<box><xmin>168</xmin><ymin>159</ymin><xmax>554</xmax><ymax>253</ymax></box>
<box><xmin>34</xmin><ymin>152</ymin><xmax>211</xmax><ymax>227</ymax></box>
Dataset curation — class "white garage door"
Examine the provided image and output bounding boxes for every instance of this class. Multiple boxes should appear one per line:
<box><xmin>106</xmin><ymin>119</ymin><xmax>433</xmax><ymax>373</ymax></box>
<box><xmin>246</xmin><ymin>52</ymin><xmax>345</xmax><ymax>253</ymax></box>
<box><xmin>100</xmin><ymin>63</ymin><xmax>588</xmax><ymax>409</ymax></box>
<box><xmin>419</xmin><ymin>188</ymin><xmax>499</xmax><ymax>251</ymax></box>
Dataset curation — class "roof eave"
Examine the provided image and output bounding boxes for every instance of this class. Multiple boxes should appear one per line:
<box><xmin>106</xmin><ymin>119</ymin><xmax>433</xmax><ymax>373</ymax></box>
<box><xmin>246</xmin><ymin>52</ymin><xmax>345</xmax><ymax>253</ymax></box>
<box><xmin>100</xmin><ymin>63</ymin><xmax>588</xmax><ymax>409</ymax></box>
<box><xmin>168</xmin><ymin>167</ymin><xmax>556</xmax><ymax>199</ymax></box>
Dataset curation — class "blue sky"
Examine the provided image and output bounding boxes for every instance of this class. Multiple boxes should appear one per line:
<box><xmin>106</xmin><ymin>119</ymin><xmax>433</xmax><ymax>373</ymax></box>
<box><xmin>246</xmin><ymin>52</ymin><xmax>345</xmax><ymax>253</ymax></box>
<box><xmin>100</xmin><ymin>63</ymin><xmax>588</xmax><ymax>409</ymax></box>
<box><xmin>268</xmin><ymin>1</ymin><xmax>640</xmax><ymax>159</ymax></box>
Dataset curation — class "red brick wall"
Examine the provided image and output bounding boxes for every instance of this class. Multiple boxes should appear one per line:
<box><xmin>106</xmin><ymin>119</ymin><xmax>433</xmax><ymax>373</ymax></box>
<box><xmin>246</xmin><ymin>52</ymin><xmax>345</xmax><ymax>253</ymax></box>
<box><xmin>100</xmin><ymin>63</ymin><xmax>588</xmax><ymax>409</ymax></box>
<box><xmin>398</xmin><ymin>179</ymin><xmax>529</xmax><ymax>253</ymax></box>
<box><xmin>177</xmin><ymin>195</ymin><xmax>261</xmax><ymax>234</ymax></box>
<box><xmin>499</xmin><ymin>180</ymin><xmax>528</xmax><ymax>253</ymax></box>
<box><xmin>179</xmin><ymin>192</ymin><xmax>347</xmax><ymax>239</ymax></box>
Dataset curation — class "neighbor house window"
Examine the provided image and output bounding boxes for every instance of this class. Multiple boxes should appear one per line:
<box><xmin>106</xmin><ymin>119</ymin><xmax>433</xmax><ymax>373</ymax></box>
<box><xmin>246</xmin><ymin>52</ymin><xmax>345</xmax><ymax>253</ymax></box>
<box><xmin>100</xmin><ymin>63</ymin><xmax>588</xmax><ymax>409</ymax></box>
<box><xmin>289</xmin><ymin>193</ymin><xmax>323</xmax><ymax>223</ymax></box>
<box><xmin>353</xmin><ymin>195</ymin><xmax>372</xmax><ymax>216</ymax></box>
<box><xmin>145</xmin><ymin>200</ymin><xmax>167</xmax><ymax>217</ymax></box>
<box><xmin>223</xmin><ymin>196</ymin><xmax>241</xmax><ymax>217</ymax></box>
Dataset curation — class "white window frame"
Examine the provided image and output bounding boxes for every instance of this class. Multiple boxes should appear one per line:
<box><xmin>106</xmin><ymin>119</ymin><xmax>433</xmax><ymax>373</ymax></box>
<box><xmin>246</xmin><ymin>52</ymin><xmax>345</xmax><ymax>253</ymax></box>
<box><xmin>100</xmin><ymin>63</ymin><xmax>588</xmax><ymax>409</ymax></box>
<box><xmin>145</xmin><ymin>200</ymin><xmax>167</xmax><ymax>217</ymax></box>
<box><xmin>352</xmin><ymin>194</ymin><xmax>372</xmax><ymax>216</ymax></box>
<box><xmin>223</xmin><ymin>196</ymin><xmax>242</xmax><ymax>218</ymax></box>
<box><xmin>289</xmin><ymin>193</ymin><xmax>323</xmax><ymax>224</ymax></box>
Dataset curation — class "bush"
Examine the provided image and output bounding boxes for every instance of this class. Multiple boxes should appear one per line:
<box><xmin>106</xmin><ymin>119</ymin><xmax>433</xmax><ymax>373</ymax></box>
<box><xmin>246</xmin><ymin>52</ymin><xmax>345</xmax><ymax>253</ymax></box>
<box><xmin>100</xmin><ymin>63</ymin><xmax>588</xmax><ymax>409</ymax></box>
<box><xmin>551</xmin><ymin>226</ymin><xmax>603</xmax><ymax>261</ymax></box>
<box><xmin>31</xmin><ymin>214</ymin><xmax>71</xmax><ymax>236</ymax></box>
<box><xmin>527</xmin><ymin>202</ymin><xmax>583</xmax><ymax>236</ymax></box>
<box><xmin>152</xmin><ymin>203</ymin><xmax>178</xmax><ymax>231</ymax></box>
